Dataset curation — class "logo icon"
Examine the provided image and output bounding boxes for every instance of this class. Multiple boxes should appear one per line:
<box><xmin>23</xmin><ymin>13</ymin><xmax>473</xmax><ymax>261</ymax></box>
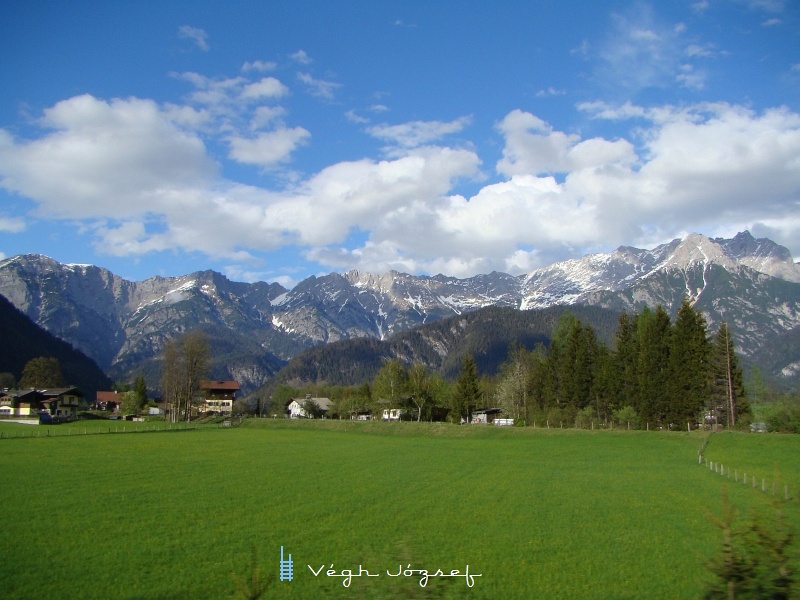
<box><xmin>279</xmin><ymin>546</ymin><xmax>293</xmax><ymax>582</ymax></box>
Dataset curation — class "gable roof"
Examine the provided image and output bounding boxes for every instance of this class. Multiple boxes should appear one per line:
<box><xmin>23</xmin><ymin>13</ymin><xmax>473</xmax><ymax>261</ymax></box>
<box><xmin>38</xmin><ymin>387</ymin><xmax>83</xmax><ymax>399</ymax></box>
<box><xmin>289</xmin><ymin>397</ymin><xmax>333</xmax><ymax>410</ymax></box>
<box><xmin>200</xmin><ymin>380</ymin><xmax>240</xmax><ymax>392</ymax></box>
<box><xmin>97</xmin><ymin>391</ymin><xmax>120</xmax><ymax>403</ymax></box>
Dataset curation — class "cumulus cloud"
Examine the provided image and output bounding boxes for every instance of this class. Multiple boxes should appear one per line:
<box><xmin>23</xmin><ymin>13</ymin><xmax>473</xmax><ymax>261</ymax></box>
<box><xmin>240</xmin><ymin>77</ymin><xmax>289</xmax><ymax>100</ymax></box>
<box><xmin>496</xmin><ymin>109</ymin><xmax>636</xmax><ymax>176</ymax></box>
<box><xmin>2</xmin><ymin>89</ymin><xmax>800</xmax><ymax>280</ymax></box>
<box><xmin>0</xmin><ymin>95</ymin><xmax>216</xmax><ymax>218</ymax></box>
<box><xmin>228</xmin><ymin>127</ymin><xmax>310</xmax><ymax>167</ymax></box>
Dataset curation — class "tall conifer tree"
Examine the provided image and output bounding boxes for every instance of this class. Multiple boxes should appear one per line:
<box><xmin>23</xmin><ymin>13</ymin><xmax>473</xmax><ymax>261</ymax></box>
<box><xmin>710</xmin><ymin>322</ymin><xmax>748</xmax><ymax>428</ymax></box>
<box><xmin>636</xmin><ymin>306</ymin><xmax>672</xmax><ymax>425</ymax></box>
<box><xmin>667</xmin><ymin>298</ymin><xmax>710</xmax><ymax>427</ymax></box>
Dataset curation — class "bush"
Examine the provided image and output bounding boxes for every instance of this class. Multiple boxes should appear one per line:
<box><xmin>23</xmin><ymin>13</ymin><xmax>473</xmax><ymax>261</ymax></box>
<box><xmin>613</xmin><ymin>405</ymin><xmax>641</xmax><ymax>430</ymax></box>
<box><xmin>762</xmin><ymin>398</ymin><xmax>800</xmax><ymax>434</ymax></box>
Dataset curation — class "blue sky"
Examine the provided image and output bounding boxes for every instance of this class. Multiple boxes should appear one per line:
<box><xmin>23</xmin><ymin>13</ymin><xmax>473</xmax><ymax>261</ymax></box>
<box><xmin>1</xmin><ymin>1</ymin><xmax>798</xmax><ymax>287</ymax></box>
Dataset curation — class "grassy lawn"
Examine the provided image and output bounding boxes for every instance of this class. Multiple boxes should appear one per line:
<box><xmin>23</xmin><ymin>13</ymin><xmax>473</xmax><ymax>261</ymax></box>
<box><xmin>0</xmin><ymin>420</ymin><xmax>797</xmax><ymax>599</ymax></box>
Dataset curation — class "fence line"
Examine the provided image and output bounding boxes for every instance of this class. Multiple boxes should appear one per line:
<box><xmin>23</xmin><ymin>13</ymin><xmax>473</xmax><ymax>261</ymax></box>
<box><xmin>0</xmin><ymin>421</ymin><xmax>229</xmax><ymax>440</ymax></box>
<box><xmin>703</xmin><ymin>457</ymin><xmax>797</xmax><ymax>503</ymax></box>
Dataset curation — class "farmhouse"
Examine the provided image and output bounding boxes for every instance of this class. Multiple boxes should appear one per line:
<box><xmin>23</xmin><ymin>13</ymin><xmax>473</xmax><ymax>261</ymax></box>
<box><xmin>0</xmin><ymin>387</ymin><xmax>87</xmax><ymax>418</ymax></box>
<box><xmin>287</xmin><ymin>395</ymin><xmax>332</xmax><ymax>418</ymax></box>
<box><xmin>96</xmin><ymin>390</ymin><xmax>120</xmax><ymax>411</ymax></box>
<box><xmin>0</xmin><ymin>389</ymin><xmax>42</xmax><ymax>416</ymax></box>
<box><xmin>200</xmin><ymin>380</ymin><xmax>240</xmax><ymax>416</ymax></box>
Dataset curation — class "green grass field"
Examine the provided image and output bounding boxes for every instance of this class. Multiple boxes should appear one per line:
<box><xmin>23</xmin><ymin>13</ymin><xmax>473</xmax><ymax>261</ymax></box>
<box><xmin>1</xmin><ymin>420</ymin><xmax>798</xmax><ymax>599</ymax></box>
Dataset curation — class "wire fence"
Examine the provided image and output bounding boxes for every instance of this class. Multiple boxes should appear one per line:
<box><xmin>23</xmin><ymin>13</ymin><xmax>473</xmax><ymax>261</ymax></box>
<box><xmin>700</xmin><ymin>455</ymin><xmax>798</xmax><ymax>503</ymax></box>
<box><xmin>0</xmin><ymin>421</ymin><xmax>232</xmax><ymax>439</ymax></box>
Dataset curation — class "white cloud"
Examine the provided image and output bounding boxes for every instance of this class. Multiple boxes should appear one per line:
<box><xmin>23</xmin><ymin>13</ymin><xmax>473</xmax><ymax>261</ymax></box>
<box><xmin>535</xmin><ymin>87</ymin><xmax>567</xmax><ymax>98</ymax></box>
<box><xmin>250</xmin><ymin>106</ymin><xmax>287</xmax><ymax>130</ymax></box>
<box><xmin>0</xmin><ymin>95</ymin><xmax>216</xmax><ymax>218</ymax></box>
<box><xmin>596</xmin><ymin>5</ymin><xmax>698</xmax><ymax>92</ymax></box>
<box><xmin>496</xmin><ymin>109</ymin><xmax>636</xmax><ymax>176</ymax></box>
<box><xmin>241</xmin><ymin>60</ymin><xmax>277</xmax><ymax>73</ymax></box>
<box><xmin>297</xmin><ymin>72</ymin><xmax>342</xmax><ymax>100</ymax></box>
<box><xmin>313</xmin><ymin>104</ymin><xmax>800</xmax><ymax>277</ymax></box>
<box><xmin>290</xmin><ymin>50</ymin><xmax>312</xmax><ymax>65</ymax></box>
<box><xmin>367</xmin><ymin>116</ymin><xmax>472</xmax><ymax>149</ymax></box>
<box><xmin>241</xmin><ymin>77</ymin><xmax>289</xmax><ymax>100</ymax></box>
<box><xmin>228</xmin><ymin>127</ymin><xmax>310</xmax><ymax>168</ymax></box>
<box><xmin>0</xmin><ymin>215</ymin><xmax>26</xmax><ymax>233</ymax></box>
<box><xmin>178</xmin><ymin>25</ymin><xmax>209</xmax><ymax>51</ymax></box>
<box><xmin>344</xmin><ymin>109</ymin><xmax>369</xmax><ymax>124</ymax></box>
<box><xmin>3</xmin><ymin>90</ymin><xmax>800</xmax><ymax>280</ymax></box>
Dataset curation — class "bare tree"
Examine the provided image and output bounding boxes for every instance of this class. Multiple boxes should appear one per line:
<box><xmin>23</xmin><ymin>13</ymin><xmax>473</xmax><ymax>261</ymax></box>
<box><xmin>160</xmin><ymin>331</ymin><xmax>210</xmax><ymax>423</ymax></box>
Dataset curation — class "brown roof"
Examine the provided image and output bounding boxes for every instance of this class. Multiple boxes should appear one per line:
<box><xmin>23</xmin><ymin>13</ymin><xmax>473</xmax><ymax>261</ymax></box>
<box><xmin>200</xmin><ymin>380</ymin><xmax>240</xmax><ymax>392</ymax></box>
<box><xmin>97</xmin><ymin>391</ymin><xmax>120</xmax><ymax>403</ymax></box>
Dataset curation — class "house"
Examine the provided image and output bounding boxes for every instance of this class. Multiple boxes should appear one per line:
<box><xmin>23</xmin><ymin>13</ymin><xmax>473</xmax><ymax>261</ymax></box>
<box><xmin>96</xmin><ymin>390</ymin><xmax>120</xmax><ymax>411</ymax></box>
<box><xmin>0</xmin><ymin>387</ymin><xmax>87</xmax><ymax>421</ymax></box>
<box><xmin>287</xmin><ymin>395</ymin><xmax>332</xmax><ymax>418</ymax></box>
<box><xmin>471</xmin><ymin>408</ymin><xmax>503</xmax><ymax>424</ymax></box>
<box><xmin>381</xmin><ymin>408</ymin><xmax>407</xmax><ymax>421</ymax></box>
<box><xmin>200</xmin><ymin>380</ymin><xmax>240</xmax><ymax>416</ymax></box>
<box><xmin>0</xmin><ymin>389</ymin><xmax>43</xmax><ymax>416</ymax></box>
<box><xmin>39</xmin><ymin>388</ymin><xmax>87</xmax><ymax>418</ymax></box>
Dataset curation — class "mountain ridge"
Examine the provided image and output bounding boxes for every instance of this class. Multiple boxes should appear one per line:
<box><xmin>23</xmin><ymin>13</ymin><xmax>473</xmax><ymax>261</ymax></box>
<box><xmin>1</xmin><ymin>231</ymin><xmax>799</xmax><ymax>393</ymax></box>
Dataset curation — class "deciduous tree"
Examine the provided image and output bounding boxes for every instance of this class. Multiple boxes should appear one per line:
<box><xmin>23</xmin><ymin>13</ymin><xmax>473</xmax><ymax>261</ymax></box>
<box><xmin>19</xmin><ymin>356</ymin><xmax>64</xmax><ymax>389</ymax></box>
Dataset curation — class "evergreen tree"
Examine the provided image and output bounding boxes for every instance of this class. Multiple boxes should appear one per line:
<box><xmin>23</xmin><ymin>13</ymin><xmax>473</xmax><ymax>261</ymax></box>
<box><xmin>452</xmin><ymin>354</ymin><xmax>480</xmax><ymax>423</ymax></box>
<box><xmin>134</xmin><ymin>375</ymin><xmax>148</xmax><ymax>408</ymax></box>
<box><xmin>612</xmin><ymin>311</ymin><xmax>639</xmax><ymax>410</ymax></box>
<box><xmin>526</xmin><ymin>343</ymin><xmax>552</xmax><ymax>417</ymax></box>
<box><xmin>590</xmin><ymin>344</ymin><xmax>616</xmax><ymax>422</ymax></box>
<box><xmin>667</xmin><ymin>298</ymin><xmax>711</xmax><ymax>427</ymax></box>
<box><xmin>636</xmin><ymin>306</ymin><xmax>672</xmax><ymax>426</ymax></box>
<box><xmin>710</xmin><ymin>322</ymin><xmax>749</xmax><ymax>428</ymax></box>
<box><xmin>546</xmin><ymin>314</ymin><xmax>599</xmax><ymax>415</ymax></box>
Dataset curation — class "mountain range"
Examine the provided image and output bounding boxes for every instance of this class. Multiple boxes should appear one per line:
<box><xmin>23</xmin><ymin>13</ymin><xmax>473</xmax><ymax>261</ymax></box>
<box><xmin>1</xmin><ymin>231</ymin><xmax>799</xmax><ymax>394</ymax></box>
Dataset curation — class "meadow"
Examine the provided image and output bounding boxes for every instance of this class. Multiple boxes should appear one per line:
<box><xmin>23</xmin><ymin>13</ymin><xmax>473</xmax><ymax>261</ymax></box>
<box><xmin>0</xmin><ymin>420</ymin><xmax>798</xmax><ymax>599</ymax></box>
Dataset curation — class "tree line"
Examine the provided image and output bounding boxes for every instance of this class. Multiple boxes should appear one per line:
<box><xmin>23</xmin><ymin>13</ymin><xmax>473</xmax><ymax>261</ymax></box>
<box><xmin>491</xmin><ymin>298</ymin><xmax>750</xmax><ymax>429</ymax></box>
<box><xmin>258</xmin><ymin>298</ymin><xmax>752</xmax><ymax>429</ymax></box>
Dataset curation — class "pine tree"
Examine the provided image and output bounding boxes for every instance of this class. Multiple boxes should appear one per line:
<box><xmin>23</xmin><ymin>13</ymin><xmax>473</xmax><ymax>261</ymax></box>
<box><xmin>452</xmin><ymin>354</ymin><xmax>481</xmax><ymax>423</ymax></box>
<box><xmin>635</xmin><ymin>306</ymin><xmax>672</xmax><ymax>426</ymax></box>
<box><xmin>710</xmin><ymin>322</ymin><xmax>748</xmax><ymax>428</ymax></box>
<box><xmin>667</xmin><ymin>298</ymin><xmax>711</xmax><ymax>427</ymax></box>
<box><xmin>612</xmin><ymin>311</ymin><xmax>639</xmax><ymax>410</ymax></box>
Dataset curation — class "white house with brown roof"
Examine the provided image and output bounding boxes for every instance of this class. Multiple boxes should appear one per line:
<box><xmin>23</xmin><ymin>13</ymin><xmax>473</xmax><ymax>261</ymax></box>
<box><xmin>200</xmin><ymin>380</ymin><xmax>240</xmax><ymax>415</ymax></box>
